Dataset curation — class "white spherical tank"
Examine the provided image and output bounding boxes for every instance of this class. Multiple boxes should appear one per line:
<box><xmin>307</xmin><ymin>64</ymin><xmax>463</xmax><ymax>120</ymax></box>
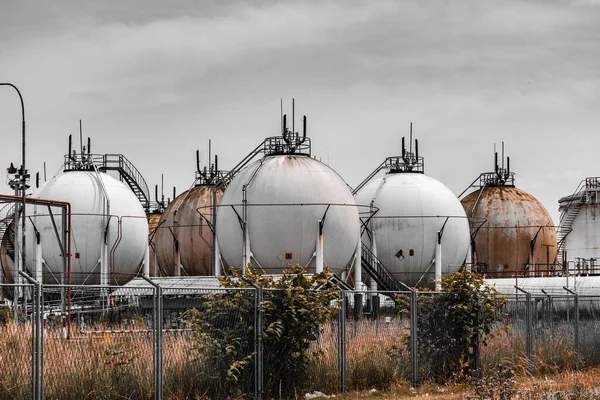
<box><xmin>216</xmin><ymin>155</ymin><xmax>360</xmax><ymax>274</ymax></box>
<box><xmin>355</xmin><ymin>173</ymin><xmax>470</xmax><ymax>287</ymax></box>
<box><xmin>26</xmin><ymin>170</ymin><xmax>149</xmax><ymax>285</ymax></box>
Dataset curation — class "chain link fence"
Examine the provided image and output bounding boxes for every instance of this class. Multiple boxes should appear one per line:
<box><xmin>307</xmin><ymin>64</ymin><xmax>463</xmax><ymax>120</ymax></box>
<box><xmin>1</xmin><ymin>279</ymin><xmax>599</xmax><ymax>399</ymax></box>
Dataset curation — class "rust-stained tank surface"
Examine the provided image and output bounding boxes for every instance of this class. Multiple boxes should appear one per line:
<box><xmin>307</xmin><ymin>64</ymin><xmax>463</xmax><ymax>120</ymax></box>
<box><xmin>154</xmin><ymin>185</ymin><xmax>224</xmax><ymax>276</ymax></box>
<box><xmin>147</xmin><ymin>212</ymin><xmax>162</xmax><ymax>276</ymax></box>
<box><xmin>461</xmin><ymin>186</ymin><xmax>557</xmax><ymax>278</ymax></box>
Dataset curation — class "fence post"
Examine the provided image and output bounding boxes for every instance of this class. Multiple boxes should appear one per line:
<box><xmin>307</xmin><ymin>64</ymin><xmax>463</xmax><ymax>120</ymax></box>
<box><xmin>410</xmin><ymin>290</ymin><xmax>418</xmax><ymax>388</ymax></box>
<box><xmin>19</xmin><ymin>271</ymin><xmax>42</xmax><ymax>400</ymax></box>
<box><xmin>563</xmin><ymin>287</ymin><xmax>580</xmax><ymax>370</ymax></box>
<box><xmin>242</xmin><ymin>277</ymin><xmax>263</xmax><ymax>400</ymax></box>
<box><xmin>256</xmin><ymin>286</ymin><xmax>264</xmax><ymax>400</ymax></box>
<box><xmin>142</xmin><ymin>276</ymin><xmax>162</xmax><ymax>400</ymax></box>
<box><xmin>338</xmin><ymin>291</ymin><xmax>347</xmax><ymax>394</ymax></box>
<box><xmin>515</xmin><ymin>286</ymin><xmax>533</xmax><ymax>375</ymax></box>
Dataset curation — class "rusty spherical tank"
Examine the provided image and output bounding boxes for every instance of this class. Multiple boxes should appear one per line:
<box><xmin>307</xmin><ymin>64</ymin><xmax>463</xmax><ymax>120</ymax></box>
<box><xmin>154</xmin><ymin>186</ymin><xmax>223</xmax><ymax>276</ymax></box>
<box><xmin>461</xmin><ymin>186</ymin><xmax>557</xmax><ymax>277</ymax></box>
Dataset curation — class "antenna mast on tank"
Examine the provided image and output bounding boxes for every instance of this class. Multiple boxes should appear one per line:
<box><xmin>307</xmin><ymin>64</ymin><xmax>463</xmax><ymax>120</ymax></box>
<box><xmin>394</xmin><ymin>123</ymin><xmax>424</xmax><ymax>173</ymax></box>
<box><xmin>462</xmin><ymin>142</ymin><xmax>515</xmax><ymax>192</ymax></box>
<box><xmin>277</xmin><ymin>99</ymin><xmax>309</xmax><ymax>156</ymax></box>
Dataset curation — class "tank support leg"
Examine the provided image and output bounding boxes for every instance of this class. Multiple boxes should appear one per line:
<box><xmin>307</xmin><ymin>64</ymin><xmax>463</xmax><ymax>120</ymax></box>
<box><xmin>242</xmin><ymin>223</ymin><xmax>251</xmax><ymax>274</ymax></box>
<box><xmin>353</xmin><ymin>237</ymin><xmax>362</xmax><ymax>289</ymax></box>
<box><xmin>435</xmin><ymin>231</ymin><xmax>442</xmax><ymax>291</ymax></box>
<box><xmin>143</xmin><ymin>244</ymin><xmax>150</xmax><ymax>277</ymax></box>
<box><xmin>316</xmin><ymin>220</ymin><xmax>324</xmax><ymax>274</ymax></box>
<box><xmin>214</xmin><ymin>236</ymin><xmax>222</xmax><ymax>276</ymax></box>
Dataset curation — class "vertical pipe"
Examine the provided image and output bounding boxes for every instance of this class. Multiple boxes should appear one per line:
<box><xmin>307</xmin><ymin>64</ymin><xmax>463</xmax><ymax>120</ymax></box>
<box><xmin>35</xmin><ymin>232</ymin><xmax>42</xmax><ymax>282</ymax></box>
<box><xmin>60</xmin><ymin>207</ymin><xmax>67</xmax><ymax>319</ymax></box>
<box><xmin>242</xmin><ymin>185</ymin><xmax>251</xmax><ymax>273</ymax></box>
<box><xmin>316</xmin><ymin>221</ymin><xmax>324</xmax><ymax>274</ymax></box>
<box><xmin>435</xmin><ymin>231</ymin><xmax>442</xmax><ymax>291</ymax></box>
<box><xmin>101</xmin><ymin>229</ymin><xmax>108</xmax><ymax>286</ymax></box>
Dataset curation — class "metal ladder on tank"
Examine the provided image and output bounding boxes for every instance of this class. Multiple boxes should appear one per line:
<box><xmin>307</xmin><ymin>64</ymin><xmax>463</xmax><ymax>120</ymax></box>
<box><xmin>360</xmin><ymin>242</ymin><xmax>411</xmax><ymax>293</ymax></box>
<box><xmin>97</xmin><ymin>154</ymin><xmax>151</xmax><ymax>212</ymax></box>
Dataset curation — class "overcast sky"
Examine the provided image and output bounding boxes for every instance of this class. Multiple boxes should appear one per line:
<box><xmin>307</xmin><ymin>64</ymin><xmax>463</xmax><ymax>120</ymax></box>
<box><xmin>1</xmin><ymin>0</ymin><xmax>599</xmax><ymax>224</ymax></box>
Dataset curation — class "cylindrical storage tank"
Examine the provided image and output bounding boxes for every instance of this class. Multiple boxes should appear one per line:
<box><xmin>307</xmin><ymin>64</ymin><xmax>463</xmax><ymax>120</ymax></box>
<box><xmin>25</xmin><ymin>170</ymin><xmax>149</xmax><ymax>285</ymax></box>
<box><xmin>217</xmin><ymin>155</ymin><xmax>360</xmax><ymax>274</ymax></box>
<box><xmin>558</xmin><ymin>178</ymin><xmax>600</xmax><ymax>266</ymax></box>
<box><xmin>461</xmin><ymin>186</ymin><xmax>557</xmax><ymax>277</ymax></box>
<box><xmin>154</xmin><ymin>185</ymin><xmax>224</xmax><ymax>276</ymax></box>
<box><xmin>355</xmin><ymin>173</ymin><xmax>470</xmax><ymax>287</ymax></box>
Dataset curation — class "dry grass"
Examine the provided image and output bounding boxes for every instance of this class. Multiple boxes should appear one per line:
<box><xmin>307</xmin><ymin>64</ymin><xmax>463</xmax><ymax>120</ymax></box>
<box><xmin>2</xmin><ymin>317</ymin><xmax>600</xmax><ymax>399</ymax></box>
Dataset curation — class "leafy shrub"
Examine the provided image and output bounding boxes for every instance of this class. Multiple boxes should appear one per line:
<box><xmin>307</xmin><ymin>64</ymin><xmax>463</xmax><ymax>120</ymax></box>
<box><xmin>185</xmin><ymin>264</ymin><xmax>340</xmax><ymax>399</ymax></box>
<box><xmin>410</xmin><ymin>271</ymin><xmax>508</xmax><ymax>381</ymax></box>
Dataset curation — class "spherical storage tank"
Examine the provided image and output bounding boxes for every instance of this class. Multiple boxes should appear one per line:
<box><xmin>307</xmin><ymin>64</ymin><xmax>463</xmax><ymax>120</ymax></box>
<box><xmin>461</xmin><ymin>153</ymin><xmax>556</xmax><ymax>277</ymax></box>
<box><xmin>216</xmin><ymin>126</ymin><xmax>360</xmax><ymax>275</ymax></box>
<box><xmin>355</xmin><ymin>142</ymin><xmax>470</xmax><ymax>287</ymax></box>
<box><xmin>154</xmin><ymin>184</ymin><xmax>224</xmax><ymax>276</ymax></box>
<box><xmin>25</xmin><ymin>169</ymin><xmax>148</xmax><ymax>285</ymax></box>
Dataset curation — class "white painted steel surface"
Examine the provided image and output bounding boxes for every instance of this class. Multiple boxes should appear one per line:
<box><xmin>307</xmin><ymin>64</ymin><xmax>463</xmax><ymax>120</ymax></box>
<box><xmin>565</xmin><ymin>204</ymin><xmax>600</xmax><ymax>261</ymax></box>
<box><xmin>25</xmin><ymin>170</ymin><xmax>148</xmax><ymax>285</ymax></box>
<box><xmin>216</xmin><ymin>155</ymin><xmax>360</xmax><ymax>274</ymax></box>
<box><xmin>355</xmin><ymin>173</ymin><xmax>470</xmax><ymax>287</ymax></box>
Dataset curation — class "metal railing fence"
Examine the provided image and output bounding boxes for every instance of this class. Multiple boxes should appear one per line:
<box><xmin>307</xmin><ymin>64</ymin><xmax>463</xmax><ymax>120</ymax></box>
<box><xmin>1</xmin><ymin>281</ymin><xmax>600</xmax><ymax>399</ymax></box>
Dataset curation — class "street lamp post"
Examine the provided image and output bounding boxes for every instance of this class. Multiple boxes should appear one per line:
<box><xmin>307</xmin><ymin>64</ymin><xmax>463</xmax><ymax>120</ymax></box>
<box><xmin>1</xmin><ymin>83</ymin><xmax>27</xmax><ymax>289</ymax></box>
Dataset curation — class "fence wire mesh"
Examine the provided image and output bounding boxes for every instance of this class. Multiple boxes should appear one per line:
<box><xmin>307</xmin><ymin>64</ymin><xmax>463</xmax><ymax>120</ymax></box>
<box><xmin>3</xmin><ymin>280</ymin><xmax>600</xmax><ymax>399</ymax></box>
<box><xmin>161</xmin><ymin>287</ymin><xmax>256</xmax><ymax>399</ymax></box>
<box><xmin>0</xmin><ymin>283</ymin><xmax>35</xmax><ymax>399</ymax></box>
<box><xmin>345</xmin><ymin>291</ymin><xmax>411</xmax><ymax>391</ymax></box>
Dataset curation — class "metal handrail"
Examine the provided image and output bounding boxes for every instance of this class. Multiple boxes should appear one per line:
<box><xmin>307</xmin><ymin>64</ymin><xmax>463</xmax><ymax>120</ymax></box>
<box><xmin>63</xmin><ymin>153</ymin><xmax>150</xmax><ymax>210</ymax></box>
<box><xmin>360</xmin><ymin>242</ymin><xmax>411</xmax><ymax>292</ymax></box>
